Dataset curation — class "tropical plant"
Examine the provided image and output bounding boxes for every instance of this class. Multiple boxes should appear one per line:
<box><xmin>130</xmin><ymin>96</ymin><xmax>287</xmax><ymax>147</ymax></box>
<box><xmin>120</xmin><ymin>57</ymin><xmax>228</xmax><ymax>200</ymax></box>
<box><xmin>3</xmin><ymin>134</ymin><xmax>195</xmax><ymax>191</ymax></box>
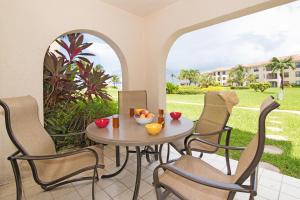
<box><xmin>246</xmin><ymin>74</ymin><xmax>257</xmax><ymax>85</ymax></box>
<box><xmin>250</xmin><ymin>82</ymin><xmax>271</xmax><ymax>92</ymax></box>
<box><xmin>166</xmin><ymin>82</ymin><xmax>179</xmax><ymax>94</ymax></box>
<box><xmin>170</xmin><ymin>73</ymin><xmax>176</xmax><ymax>83</ymax></box>
<box><xmin>265</xmin><ymin>57</ymin><xmax>296</xmax><ymax>90</ymax></box>
<box><xmin>197</xmin><ymin>74</ymin><xmax>217</xmax><ymax>88</ymax></box>
<box><xmin>228</xmin><ymin>65</ymin><xmax>247</xmax><ymax>86</ymax></box>
<box><xmin>178</xmin><ymin>69</ymin><xmax>199</xmax><ymax>85</ymax></box>
<box><xmin>111</xmin><ymin>75</ymin><xmax>120</xmax><ymax>88</ymax></box>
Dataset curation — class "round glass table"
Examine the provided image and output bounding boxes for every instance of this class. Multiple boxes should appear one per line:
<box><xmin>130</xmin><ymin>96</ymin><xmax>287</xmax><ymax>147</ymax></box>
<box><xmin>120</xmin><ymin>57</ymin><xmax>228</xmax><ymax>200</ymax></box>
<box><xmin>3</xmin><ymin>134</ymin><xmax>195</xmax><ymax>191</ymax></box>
<box><xmin>86</xmin><ymin>114</ymin><xmax>194</xmax><ymax>200</ymax></box>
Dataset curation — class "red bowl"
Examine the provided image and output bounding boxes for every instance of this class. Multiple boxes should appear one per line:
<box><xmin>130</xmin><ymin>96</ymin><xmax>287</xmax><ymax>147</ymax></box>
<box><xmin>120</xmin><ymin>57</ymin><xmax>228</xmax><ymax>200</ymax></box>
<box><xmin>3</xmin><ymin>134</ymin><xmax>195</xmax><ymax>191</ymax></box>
<box><xmin>170</xmin><ymin>112</ymin><xmax>182</xmax><ymax>120</ymax></box>
<box><xmin>95</xmin><ymin>118</ymin><xmax>110</xmax><ymax>128</ymax></box>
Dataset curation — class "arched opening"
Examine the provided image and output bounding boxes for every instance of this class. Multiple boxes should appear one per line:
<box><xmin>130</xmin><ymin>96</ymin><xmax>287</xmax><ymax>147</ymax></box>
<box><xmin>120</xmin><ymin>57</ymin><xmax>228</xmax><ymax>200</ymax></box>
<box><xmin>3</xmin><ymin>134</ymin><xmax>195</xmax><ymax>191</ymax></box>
<box><xmin>164</xmin><ymin>0</ymin><xmax>300</xmax><ymax>178</ymax></box>
<box><xmin>43</xmin><ymin>31</ymin><xmax>125</xmax><ymax>148</ymax></box>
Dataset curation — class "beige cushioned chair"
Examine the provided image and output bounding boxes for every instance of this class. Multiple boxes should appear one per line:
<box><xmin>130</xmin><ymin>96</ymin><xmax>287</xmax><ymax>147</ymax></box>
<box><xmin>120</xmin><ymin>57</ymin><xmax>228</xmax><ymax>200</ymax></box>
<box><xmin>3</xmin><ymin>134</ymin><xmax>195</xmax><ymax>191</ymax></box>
<box><xmin>0</xmin><ymin>96</ymin><xmax>104</xmax><ymax>200</ymax></box>
<box><xmin>169</xmin><ymin>91</ymin><xmax>239</xmax><ymax>174</ymax></box>
<box><xmin>153</xmin><ymin>96</ymin><xmax>279</xmax><ymax>200</ymax></box>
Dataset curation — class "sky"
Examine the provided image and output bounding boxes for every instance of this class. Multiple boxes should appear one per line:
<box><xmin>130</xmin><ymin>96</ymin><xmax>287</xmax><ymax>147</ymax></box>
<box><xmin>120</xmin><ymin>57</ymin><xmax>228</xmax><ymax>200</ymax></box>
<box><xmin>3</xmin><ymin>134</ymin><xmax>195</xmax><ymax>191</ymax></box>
<box><xmin>49</xmin><ymin>0</ymin><xmax>300</xmax><ymax>83</ymax></box>
<box><xmin>166</xmin><ymin>0</ymin><xmax>300</xmax><ymax>78</ymax></box>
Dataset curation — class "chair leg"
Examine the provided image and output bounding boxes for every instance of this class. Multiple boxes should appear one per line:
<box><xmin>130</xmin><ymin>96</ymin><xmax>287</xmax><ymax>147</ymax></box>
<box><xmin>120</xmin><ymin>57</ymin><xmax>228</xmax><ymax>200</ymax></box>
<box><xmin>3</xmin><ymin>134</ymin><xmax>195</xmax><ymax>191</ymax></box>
<box><xmin>199</xmin><ymin>152</ymin><xmax>203</xmax><ymax>158</ymax></box>
<box><xmin>9</xmin><ymin>159</ymin><xmax>22</xmax><ymax>200</ymax></box>
<box><xmin>166</xmin><ymin>143</ymin><xmax>170</xmax><ymax>163</ymax></box>
<box><xmin>225</xmin><ymin>129</ymin><xmax>232</xmax><ymax>175</ymax></box>
<box><xmin>92</xmin><ymin>168</ymin><xmax>97</xmax><ymax>200</ymax></box>
<box><xmin>155</xmin><ymin>145</ymin><xmax>159</xmax><ymax>161</ymax></box>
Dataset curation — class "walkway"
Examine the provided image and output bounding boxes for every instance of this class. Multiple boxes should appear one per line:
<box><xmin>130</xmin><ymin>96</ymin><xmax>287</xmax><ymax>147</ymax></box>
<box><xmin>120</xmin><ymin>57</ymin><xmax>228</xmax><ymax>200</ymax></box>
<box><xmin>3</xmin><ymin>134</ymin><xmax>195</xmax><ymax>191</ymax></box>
<box><xmin>167</xmin><ymin>101</ymin><xmax>300</xmax><ymax>115</ymax></box>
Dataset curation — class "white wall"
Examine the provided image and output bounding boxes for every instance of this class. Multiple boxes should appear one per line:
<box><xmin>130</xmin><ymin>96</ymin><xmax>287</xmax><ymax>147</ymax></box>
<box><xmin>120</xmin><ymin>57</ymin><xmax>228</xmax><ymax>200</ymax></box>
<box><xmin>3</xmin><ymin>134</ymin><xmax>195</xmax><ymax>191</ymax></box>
<box><xmin>0</xmin><ymin>0</ymin><xmax>293</xmax><ymax>184</ymax></box>
<box><xmin>0</xmin><ymin>0</ymin><xmax>145</xmax><ymax>184</ymax></box>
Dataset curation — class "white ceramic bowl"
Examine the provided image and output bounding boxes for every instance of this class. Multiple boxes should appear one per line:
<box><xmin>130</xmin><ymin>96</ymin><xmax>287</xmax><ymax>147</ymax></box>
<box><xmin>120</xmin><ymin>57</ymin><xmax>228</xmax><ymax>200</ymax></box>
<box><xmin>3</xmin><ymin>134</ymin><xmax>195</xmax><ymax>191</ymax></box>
<box><xmin>134</xmin><ymin>116</ymin><xmax>154</xmax><ymax>125</ymax></box>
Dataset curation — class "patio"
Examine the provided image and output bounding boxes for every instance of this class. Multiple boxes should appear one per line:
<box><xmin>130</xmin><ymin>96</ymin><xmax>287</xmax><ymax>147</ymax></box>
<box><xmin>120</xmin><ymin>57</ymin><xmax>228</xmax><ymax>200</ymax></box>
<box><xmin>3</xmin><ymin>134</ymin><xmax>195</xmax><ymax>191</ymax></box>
<box><xmin>1</xmin><ymin>1</ymin><xmax>300</xmax><ymax>200</ymax></box>
<box><xmin>0</xmin><ymin>145</ymin><xmax>299</xmax><ymax>200</ymax></box>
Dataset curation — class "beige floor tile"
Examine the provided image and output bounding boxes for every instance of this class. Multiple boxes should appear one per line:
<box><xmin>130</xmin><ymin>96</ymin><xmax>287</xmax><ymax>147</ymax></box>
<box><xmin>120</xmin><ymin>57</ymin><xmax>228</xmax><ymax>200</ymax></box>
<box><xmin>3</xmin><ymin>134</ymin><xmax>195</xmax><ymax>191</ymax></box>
<box><xmin>96</xmin><ymin>178</ymin><xmax>117</xmax><ymax>189</ymax></box>
<box><xmin>83</xmin><ymin>188</ymin><xmax>111</xmax><ymax>200</ymax></box>
<box><xmin>53</xmin><ymin>191</ymin><xmax>82</xmax><ymax>200</ymax></box>
<box><xmin>119</xmin><ymin>174</ymin><xmax>137</xmax><ymax>188</ymax></box>
<box><xmin>50</xmin><ymin>184</ymin><xmax>77</xmax><ymax>199</ymax></box>
<box><xmin>130</xmin><ymin>180</ymin><xmax>153</xmax><ymax>197</ymax></box>
<box><xmin>104</xmin><ymin>181</ymin><xmax>127</xmax><ymax>197</ymax></box>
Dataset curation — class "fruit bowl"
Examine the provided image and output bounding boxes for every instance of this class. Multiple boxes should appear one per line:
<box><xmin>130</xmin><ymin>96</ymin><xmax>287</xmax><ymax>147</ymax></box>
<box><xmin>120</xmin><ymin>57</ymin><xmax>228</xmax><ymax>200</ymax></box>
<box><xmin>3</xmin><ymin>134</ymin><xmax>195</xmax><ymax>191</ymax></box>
<box><xmin>134</xmin><ymin>109</ymin><xmax>155</xmax><ymax>125</ymax></box>
<box><xmin>145</xmin><ymin>123</ymin><xmax>162</xmax><ymax>135</ymax></box>
<box><xmin>170</xmin><ymin>112</ymin><xmax>182</xmax><ymax>120</ymax></box>
<box><xmin>95</xmin><ymin>118</ymin><xmax>110</xmax><ymax>128</ymax></box>
<box><xmin>134</xmin><ymin>115</ymin><xmax>154</xmax><ymax>125</ymax></box>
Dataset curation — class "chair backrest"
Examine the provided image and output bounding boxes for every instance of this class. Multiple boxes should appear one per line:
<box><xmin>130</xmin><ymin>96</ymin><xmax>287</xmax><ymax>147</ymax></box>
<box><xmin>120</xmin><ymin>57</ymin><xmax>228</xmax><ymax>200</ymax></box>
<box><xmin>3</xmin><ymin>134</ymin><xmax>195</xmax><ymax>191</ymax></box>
<box><xmin>234</xmin><ymin>96</ymin><xmax>279</xmax><ymax>183</ymax></box>
<box><xmin>118</xmin><ymin>90</ymin><xmax>147</xmax><ymax>115</ymax></box>
<box><xmin>195</xmin><ymin>91</ymin><xmax>239</xmax><ymax>142</ymax></box>
<box><xmin>0</xmin><ymin>96</ymin><xmax>56</xmax><ymax>156</ymax></box>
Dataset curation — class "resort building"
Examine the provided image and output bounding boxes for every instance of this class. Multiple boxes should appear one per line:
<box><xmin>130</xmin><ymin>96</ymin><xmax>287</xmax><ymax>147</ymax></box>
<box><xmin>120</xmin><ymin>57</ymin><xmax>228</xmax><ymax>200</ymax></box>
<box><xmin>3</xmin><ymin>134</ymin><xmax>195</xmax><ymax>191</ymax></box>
<box><xmin>207</xmin><ymin>54</ymin><xmax>300</xmax><ymax>87</ymax></box>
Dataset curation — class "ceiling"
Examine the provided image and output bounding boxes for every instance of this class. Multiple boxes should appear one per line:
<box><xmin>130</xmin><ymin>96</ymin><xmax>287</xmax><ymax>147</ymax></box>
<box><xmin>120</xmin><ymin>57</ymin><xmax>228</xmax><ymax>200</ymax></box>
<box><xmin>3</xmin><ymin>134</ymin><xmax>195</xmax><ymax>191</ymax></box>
<box><xmin>100</xmin><ymin>0</ymin><xmax>178</xmax><ymax>17</ymax></box>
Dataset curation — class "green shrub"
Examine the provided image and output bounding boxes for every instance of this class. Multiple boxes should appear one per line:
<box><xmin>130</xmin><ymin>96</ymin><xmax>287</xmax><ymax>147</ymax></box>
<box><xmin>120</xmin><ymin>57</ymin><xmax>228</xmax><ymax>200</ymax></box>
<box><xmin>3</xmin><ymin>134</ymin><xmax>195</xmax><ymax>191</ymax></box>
<box><xmin>291</xmin><ymin>83</ymin><xmax>300</xmax><ymax>88</ymax></box>
<box><xmin>250</xmin><ymin>82</ymin><xmax>271</xmax><ymax>92</ymax></box>
<box><xmin>177</xmin><ymin>86</ymin><xmax>202</xmax><ymax>94</ymax></box>
<box><xmin>200</xmin><ymin>86</ymin><xmax>224</xmax><ymax>93</ymax></box>
<box><xmin>230</xmin><ymin>86</ymin><xmax>250</xmax><ymax>90</ymax></box>
<box><xmin>166</xmin><ymin>82</ymin><xmax>179</xmax><ymax>94</ymax></box>
<box><xmin>44</xmin><ymin>99</ymin><xmax>118</xmax><ymax>148</ymax></box>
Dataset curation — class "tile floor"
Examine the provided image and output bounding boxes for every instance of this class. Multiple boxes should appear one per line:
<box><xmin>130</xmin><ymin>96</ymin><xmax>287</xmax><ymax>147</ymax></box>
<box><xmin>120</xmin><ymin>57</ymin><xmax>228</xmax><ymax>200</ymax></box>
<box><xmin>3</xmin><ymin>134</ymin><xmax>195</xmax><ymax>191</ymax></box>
<box><xmin>1</xmin><ymin>145</ymin><xmax>299</xmax><ymax>200</ymax></box>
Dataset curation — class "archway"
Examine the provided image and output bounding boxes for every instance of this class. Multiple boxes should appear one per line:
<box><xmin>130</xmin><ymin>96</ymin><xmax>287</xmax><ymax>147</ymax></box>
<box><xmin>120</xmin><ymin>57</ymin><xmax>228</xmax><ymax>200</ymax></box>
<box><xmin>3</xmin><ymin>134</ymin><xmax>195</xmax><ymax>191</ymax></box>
<box><xmin>43</xmin><ymin>30</ymin><xmax>126</xmax><ymax>147</ymax></box>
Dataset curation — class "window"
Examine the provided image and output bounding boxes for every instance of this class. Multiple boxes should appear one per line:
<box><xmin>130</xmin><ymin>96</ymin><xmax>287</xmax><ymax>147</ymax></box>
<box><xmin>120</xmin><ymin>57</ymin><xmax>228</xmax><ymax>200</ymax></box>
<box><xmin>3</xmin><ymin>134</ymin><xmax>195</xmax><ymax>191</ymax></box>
<box><xmin>266</xmin><ymin>66</ymin><xmax>272</xmax><ymax>71</ymax></box>
<box><xmin>218</xmin><ymin>77</ymin><xmax>221</xmax><ymax>81</ymax></box>
<box><xmin>222</xmin><ymin>71</ymin><xmax>226</xmax><ymax>75</ymax></box>
<box><xmin>223</xmin><ymin>77</ymin><xmax>226</xmax><ymax>80</ymax></box>
<box><xmin>254</xmin><ymin>67</ymin><xmax>259</xmax><ymax>72</ymax></box>
<box><xmin>269</xmin><ymin>81</ymin><xmax>278</xmax><ymax>87</ymax></box>
<box><xmin>296</xmin><ymin>71</ymin><xmax>300</xmax><ymax>77</ymax></box>
<box><xmin>256</xmin><ymin>74</ymin><xmax>259</xmax><ymax>79</ymax></box>
<box><xmin>213</xmin><ymin>72</ymin><xmax>216</xmax><ymax>76</ymax></box>
<box><xmin>296</xmin><ymin>62</ymin><xmax>300</xmax><ymax>68</ymax></box>
<box><xmin>218</xmin><ymin>72</ymin><xmax>220</xmax><ymax>75</ymax></box>
<box><xmin>295</xmin><ymin>81</ymin><xmax>300</xmax><ymax>85</ymax></box>
<box><xmin>267</xmin><ymin>73</ymin><xmax>277</xmax><ymax>79</ymax></box>
<box><xmin>284</xmin><ymin>72</ymin><xmax>289</xmax><ymax>78</ymax></box>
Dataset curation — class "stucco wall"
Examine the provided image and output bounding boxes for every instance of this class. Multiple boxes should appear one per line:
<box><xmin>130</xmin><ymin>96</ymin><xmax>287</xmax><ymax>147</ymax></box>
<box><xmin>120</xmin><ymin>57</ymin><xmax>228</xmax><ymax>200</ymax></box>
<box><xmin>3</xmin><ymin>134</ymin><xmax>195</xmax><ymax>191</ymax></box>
<box><xmin>0</xmin><ymin>0</ymin><xmax>145</xmax><ymax>184</ymax></box>
<box><xmin>0</xmin><ymin>0</ymin><xmax>294</xmax><ymax>184</ymax></box>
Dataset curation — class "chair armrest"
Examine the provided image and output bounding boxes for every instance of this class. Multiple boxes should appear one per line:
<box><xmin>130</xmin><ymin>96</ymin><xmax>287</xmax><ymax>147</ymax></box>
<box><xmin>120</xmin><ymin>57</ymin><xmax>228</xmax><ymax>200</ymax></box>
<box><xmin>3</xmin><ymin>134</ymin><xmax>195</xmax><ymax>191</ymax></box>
<box><xmin>157</xmin><ymin>163</ymin><xmax>252</xmax><ymax>193</ymax></box>
<box><xmin>9</xmin><ymin>148</ymin><xmax>103</xmax><ymax>167</ymax></box>
<box><xmin>187</xmin><ymin>138</ymin><xmax>245</xmax><ymax>151</ymax></box>
<box><xmin>50</xmin><ymin>131</ymin><xmax>86</xmax><ymax>138</ymax></box>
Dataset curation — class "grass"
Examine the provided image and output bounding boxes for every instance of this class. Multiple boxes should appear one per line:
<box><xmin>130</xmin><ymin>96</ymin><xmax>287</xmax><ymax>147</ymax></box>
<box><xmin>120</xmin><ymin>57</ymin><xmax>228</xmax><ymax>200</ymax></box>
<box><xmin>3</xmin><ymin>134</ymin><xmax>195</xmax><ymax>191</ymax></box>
<box><xmin>167</xmin><ymin>96</ymin><xmax>300</xmax><ymax>178</ymax></box>
<box><xmin>167</xmin><ymin>87</ymin><xmax>300</xmax><ymax>110</ymax></box>
<box><xmin>107</xmin><ymin>87</ymin><xmax>300</xmax><ymax>178</ymax></box>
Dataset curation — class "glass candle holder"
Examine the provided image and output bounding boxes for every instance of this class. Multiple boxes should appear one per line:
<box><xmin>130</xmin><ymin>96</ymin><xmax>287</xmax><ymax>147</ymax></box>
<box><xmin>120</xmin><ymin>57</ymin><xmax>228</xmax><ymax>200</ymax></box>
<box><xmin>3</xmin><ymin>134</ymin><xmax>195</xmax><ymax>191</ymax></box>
<box><xmin>129</xmin><ymin>108</ymin><xmax>134</xmax><ymax>117</ymax></box>
<box><xmin>112</xmin><ymin>115</ymin><xmax>119</xmax><ymax>128</ymax></box>
<box><xmin>158</xmin><ymin>109</ymin><xmax>164</xmax><ymax>116</ymax></box>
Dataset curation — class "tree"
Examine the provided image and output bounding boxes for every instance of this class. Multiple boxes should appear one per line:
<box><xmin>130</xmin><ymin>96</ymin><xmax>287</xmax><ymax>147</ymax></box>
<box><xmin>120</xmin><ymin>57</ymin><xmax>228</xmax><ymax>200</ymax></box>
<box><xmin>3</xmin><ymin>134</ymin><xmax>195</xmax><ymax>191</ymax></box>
<box><xmin>246</xmin><ymin>74</ymin><xmax>257</xmax><ymax>85</ymax></box>
<box><xmin>228</xmin><ymin>65</ymin><xmax>247</xmax><ymax>86</ymax></box>
<box><xmin>197</xmin><ymin>74</ymin><xmax>217</xmax><ymax>87</ymax></box>
<box><xmin>265</xmin><ymin>57</ymin><xmax>296</xmax><ymax>90</ymax></box>
<box><xmin>170</xmin><ymin>73</ymin><xmax>176</xmax><ymax>83</ymax></box>
<box><xmin>95</xmin><ymin>64</ymin><xmax>104</xmax><ymax>72</ymax></box>
<box><xmin>111</xmin><ymin>75</ymin><xmax>120</xmax><ymax>88</ymax></box>
<box><xmin>178</xmin><ymin>69</ymin><xmax>199</xmax><ymax>85</ymax></box>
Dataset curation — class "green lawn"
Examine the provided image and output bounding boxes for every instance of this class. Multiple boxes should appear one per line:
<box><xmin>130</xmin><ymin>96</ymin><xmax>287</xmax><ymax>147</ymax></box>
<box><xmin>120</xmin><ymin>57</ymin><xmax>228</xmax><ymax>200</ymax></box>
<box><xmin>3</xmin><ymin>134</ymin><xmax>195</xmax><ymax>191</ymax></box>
<box><xmin>107</xmin><ymin>87</ymin><xmax>300</xmax><ymax>178</ymax></box>
<box><xmin>167</xmin><ymin>90</ymin><xmax>300</xmax><ymax>178</ymax></box>
<box><xmin>167</xmin><ymin>87</ymin><xmax>300</xmax><ymax>111</ymax></box>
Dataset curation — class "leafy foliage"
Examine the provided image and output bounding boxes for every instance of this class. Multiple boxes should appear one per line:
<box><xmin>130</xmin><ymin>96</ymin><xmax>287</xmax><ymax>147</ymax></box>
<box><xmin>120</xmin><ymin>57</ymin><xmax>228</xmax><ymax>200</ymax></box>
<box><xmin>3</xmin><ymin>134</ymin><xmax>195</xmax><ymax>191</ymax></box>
<box><xmin>197</xmin><ymin>74</ymin><xmax>218</xmax><ymax>87</ymax></box>
<box><xmin>250</xmin><ymin>82</ymin><xmax>271</xmax><ymax>92</ymax></box>
<box><xmin>265</xmin><ymin>57</ymin><xmax>296</xmax><ymax>90</ymax></box>
<box><xmin>44</xmin><ymin>33</ymin><xmax>114</xmax><ymax>143</ymax></box>
<box><xmin>166</xmin><ymin>82</ymin><xmax>179</xmax><ymax>94</ymax></box>
<box><xmin>228</xmin><ymin>65</ymin><xmax>247</xmax><ymax>86</ymax></box>
<box><xmin>178</xmin><ymin>69</ymin><xmax>200</xmax><ymax>85</ymax></box>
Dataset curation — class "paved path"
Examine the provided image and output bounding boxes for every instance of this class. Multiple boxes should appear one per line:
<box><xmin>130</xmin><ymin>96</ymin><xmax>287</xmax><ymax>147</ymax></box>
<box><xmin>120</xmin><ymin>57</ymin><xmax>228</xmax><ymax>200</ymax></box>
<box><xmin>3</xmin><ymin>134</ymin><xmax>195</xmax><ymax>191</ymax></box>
<box><xmin>167</xmin><ymin>100</ymin><xmax>300</xmax><ymax>115</ymax></box>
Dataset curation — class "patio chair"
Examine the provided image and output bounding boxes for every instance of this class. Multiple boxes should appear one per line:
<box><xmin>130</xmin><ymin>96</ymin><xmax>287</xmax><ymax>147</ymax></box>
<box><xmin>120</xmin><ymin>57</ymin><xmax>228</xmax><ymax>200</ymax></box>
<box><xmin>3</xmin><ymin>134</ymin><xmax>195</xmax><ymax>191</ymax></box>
<box><xmin>116</xmin><ymin>90</ymin><xmax>158</xmax><ymax>164</ymax></box>
<box><xmin>0</xmin><ymin>96</ymin><xmax>104</xmax><ymax>200</ymax></box>
<box><xmin>153</xmin><ymin>96</ymin><xmax>279</xmax><ymax>200</ymax></box>
<box><xmin>167</xmin><ymin>91</ymin><xmax>239</xmax><ymax>175</ymax></box>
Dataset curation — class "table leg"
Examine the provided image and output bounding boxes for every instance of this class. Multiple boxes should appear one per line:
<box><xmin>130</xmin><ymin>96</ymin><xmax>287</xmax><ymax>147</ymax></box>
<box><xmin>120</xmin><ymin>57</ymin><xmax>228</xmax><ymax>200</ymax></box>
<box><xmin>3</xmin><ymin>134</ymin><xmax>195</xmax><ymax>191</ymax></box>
<box><xmin>115</xmin><ymin>146</ymin><xmax>120</xmax><ymax>167</ymax></box>
<box><xmin>154</xmin><ymin>145</ymin><xmax>159</xmax><ymax>161</ymax></box>
<box><xmin>133</xmin><ymin>146</ymin><xmax>142</xmax><ymax>200</ymax></box>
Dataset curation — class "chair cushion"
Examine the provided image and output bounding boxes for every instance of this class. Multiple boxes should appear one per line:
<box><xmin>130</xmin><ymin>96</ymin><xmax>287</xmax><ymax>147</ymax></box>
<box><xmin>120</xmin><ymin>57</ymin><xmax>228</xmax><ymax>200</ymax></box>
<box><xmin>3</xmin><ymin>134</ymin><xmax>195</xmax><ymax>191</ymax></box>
<box><xmin>35</xmin><ymin>144</ymin><xmax>104</xmax><ymax>183</ymax></box>
<box><xmin>159</xmin><ymin>155</ymin><xmax>233</xmax><ymax>200</ymax></box>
